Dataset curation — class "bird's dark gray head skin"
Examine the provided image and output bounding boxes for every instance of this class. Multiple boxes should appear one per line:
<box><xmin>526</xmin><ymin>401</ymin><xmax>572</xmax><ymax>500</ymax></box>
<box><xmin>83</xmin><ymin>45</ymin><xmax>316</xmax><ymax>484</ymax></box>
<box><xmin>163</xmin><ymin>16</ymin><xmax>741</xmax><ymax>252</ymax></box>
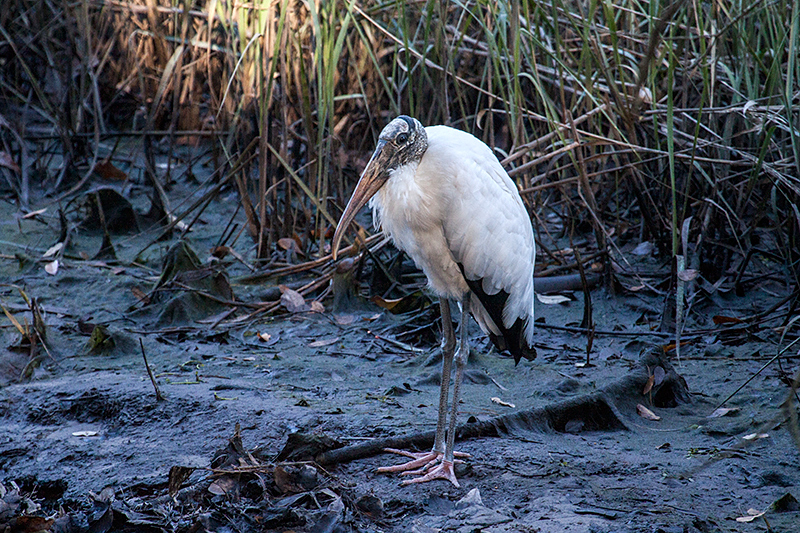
<box><xmin>376</xmin><ymin>115</ymin><xmax>428</xmax><ymax>171</ymax></box>
<box><xmin>331</xmin><ymin>115</ymin><xmax>428</xmax><ymax>259</ymax></box>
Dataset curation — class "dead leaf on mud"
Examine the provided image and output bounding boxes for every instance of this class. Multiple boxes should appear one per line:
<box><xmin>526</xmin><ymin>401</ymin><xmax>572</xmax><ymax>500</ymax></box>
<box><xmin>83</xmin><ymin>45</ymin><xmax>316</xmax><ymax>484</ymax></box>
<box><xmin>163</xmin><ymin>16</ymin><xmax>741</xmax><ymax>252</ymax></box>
<box><xmin>308</xmin><ymin>337</ymin><xmax>339</xmax><ymax>348</ymax></box>
<box><xmin>309</xmin><ymin>495</ymin><xmax>344</xmax><ymax>533</ymax></box>
<box><xmin>93</xmin><ymin>160</ymin><xmax>128</xmax><ymax>180</ymax></box>
<box><xmin>735</xmin><ymin>508</ymin><xmax>766</xmax><ymax>522</ymax></box>
<box><xmin>21</xmin><ymin>208</ymin><xmax>47</xmax><ymax>219</ymax></box>
<box><xmin>7</xmin><ymin>516</ymin><xmax>54</xmax><ymax>533</ymax></box>
<box><xmin>709</xmin><ymin>407</ymin><xmax>740</xmax><ymax>418</ymax></box>
<box><xmin>44</xmin><ymin>260</ymin><xmax>59</xmax><ymax>275</ymax></box>
<box><xmin>72</xmin><ymin>430</ymin><xmax>99</xmax><ymax>437</ymax></box>
<box><xmin>87</xmin><ymin>325</ymin><xmax>115</xmax><ymax>354</ymax></box>
<box><xmin>334</xmin><ymin>313</ymin><xmax>356</xmax><ymax>325</ymax></box>
<box><xmin>491</xmin><ymin>397</ymin><xmax>515</xmax><ymax>408</ymax></box>
<box><xmin>713</xmin><ymin>315</ymin><xmax>743</xmax><ymax>325</ymax></box>
<box><xmin>274</xmin><ymin>463</ymin><xmax>318</xmax><ymax>494</ymax></box>
<box><xmin>208</xmin><ymin>476</ymin><xmax>238</xmax><ymax>496</ymax></box>
<box><xmin>636</xmin><ymin>404</ymin><xmax>661</xmax><ymax>421</ymax></box>
<box><xmin>88</xmin><ymin>487</ymin><xmax>116</xmax><ymax>533</ymax></box>
<box><xmin>131</xmin><ymin>287</ymin><xmax>150</xmax><ymax>304</ymax></box>
<box><xmin>370</xmin><ymin>295</ymin><xmax>404</xmax><ymax>311</ymax></box>
<box><xmin>742</xmin><ymin>432</ymin><xmax>769</xmax><ymax>441</ymax></box>
<box><xmin>355</xmin><ymin>494</ymin><xmax>384</xmax><ymax>519</ymax></box>
<box><xmin>643</xmin><ymin>366</ymin><xmax>667</xmax><ymax>395</ymax></box>
<box><xmin>536</xmin><ymin>293</ymin><xmax>572</xmax><ymax>304</ymax></box>
<box><xmin>280</xmin><ymin>285</ymin><xmax>309</xmax><ymax>313</ymax></box>
<box><xmin>642</xmin><ymin>374</ymin><xmax>655</xmax><ymax>395</ymax></box>
<box><xmin>42</xmin><ymin>242</ymin><xmax>63</xmax><ymax>258</ymax></box>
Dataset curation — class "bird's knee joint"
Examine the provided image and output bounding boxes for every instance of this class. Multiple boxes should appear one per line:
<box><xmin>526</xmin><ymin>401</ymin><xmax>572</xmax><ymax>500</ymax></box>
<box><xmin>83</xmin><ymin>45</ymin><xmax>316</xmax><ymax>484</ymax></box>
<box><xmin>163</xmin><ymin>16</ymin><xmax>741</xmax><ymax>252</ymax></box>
<box><xmin>454</xmin><ymin>344</ymin><xmax>469</xmax><ymax>367</ymax></box>
<box><xmin>441</xmin><ymin>336</ymin><xmax>456</xmax><ymax>353</ymax></box>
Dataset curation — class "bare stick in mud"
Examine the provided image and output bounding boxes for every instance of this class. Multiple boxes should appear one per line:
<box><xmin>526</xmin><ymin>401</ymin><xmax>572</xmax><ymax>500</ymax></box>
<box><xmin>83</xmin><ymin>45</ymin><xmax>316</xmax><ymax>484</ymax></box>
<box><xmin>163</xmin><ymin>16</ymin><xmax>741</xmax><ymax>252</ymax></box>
<box><xmin>140</xmin><ymin>338</ymin><xmax>163</xmax><ymax>402</ymax></box>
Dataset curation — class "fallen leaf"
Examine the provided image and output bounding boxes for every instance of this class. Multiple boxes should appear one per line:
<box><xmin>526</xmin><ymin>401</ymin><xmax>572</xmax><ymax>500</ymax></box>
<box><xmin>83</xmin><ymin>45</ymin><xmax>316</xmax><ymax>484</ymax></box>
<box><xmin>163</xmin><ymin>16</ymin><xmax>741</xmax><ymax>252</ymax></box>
<box><xmin>308</xmin><ymin>336</ymin><xmax>339</xmax><ymax>348</ymax></box>
<box><xmin>742</xmin><ymin>432</ymin><xmax>769</xmax><ymax>441</ymax></box>
<box><xmin>72</xmin><ymin>430</ymin><xmax>99</xmax><ymax>437</ymax></box>
<box><xmin>279</xmin><ymin>285</ymin><xmax>308</xmax><ymax>313</ymax></box>
<box><xmin>709</xmin><ymin>407</ymin><xmax>740</xmax><ymax>418</ymax></box>
<box><xmin>653</xmin><ymin>366</ymin><xmax>666</xmax><ymax>386</ymax></box>
<box><xmin>735</xmin><ymin>509</ymin><xmax>766</xmax><ymax>523</ymax></box>
<box><xmin>334</xmin><ymin>314</ymin><xmax>356</xmax><ymax>325</ymax></box>
<box><xmin>632</xmin><ymin>241</ymin><xmax>654</xmax><ymax>256</ymax></box>
<box><xmin>490</xmin><ymin>397</ymin><xmax>515</xmax><ymax>408</ymax></box>
<box><xmin>642</xmin><ymin>374</ymin><xmax>655</xmax><ymax>395</ymax></box>
<box><xmin>22</xmin><ymin>208</ymin><xmax>47</xmax><ymax>219</ymax></box>
<box><xmin>277</xmin><ymin>237</ymin><xmax>297</xmax><ymax>251</ymax></box>
<box><xmin>636</xmin><ymin>404</ymin><xmax>661</xmax><ymax>421</ymax></box>
<box><xmin>274</xmin><ymin>463</ymin><xmax>319</xmax><ymax>494</ymax></box>
<box><xmin>310</xmin><ymin>300</ymin><xmax>325</xmax><ymax>313</ymax></box>
<box><xmin>210</xmin><ymin>245</ymin><xmax>232</xmax><ymax>259</ymax></box>
<box><xmin>11</xmin><ymin>516</ymin><xmax>54</xmax><ymax>532</ymax></box>
<box><xmin>43</xmin><ymin>242</ymin><xmax>63</xmax><ymax>258</ymax></box>
<box><xmin>713</xmin><ymin>315</ymin><xmax>743</xmax><ymax>325</ymax></box>
<box><xmin>131</xmin><ymin>287</ymin><xmax>150</xmax><ymax>304</ymax></box>
<box><xmin>371</xmin><ymin>295</ymin><xmax>405</xmax><ymax>311</ymax></box>
<box><xmin>208</xmin><ymin>476</ymin><xmax>237</xmax><ymax>495</ymax></box>
<box><xmin>536</xmin><ymin>293</ymin><xmax>571</xmax><ymax>304</ymax></box>
<box><xmin>44</xmin><ymin>260</ymin><xmax>59</xmax><ymax>275</ymax></box>
<box><xmin>93</xmin><ymin>160</ymin><xmax>128</xmax><ymax>180</ymax></box>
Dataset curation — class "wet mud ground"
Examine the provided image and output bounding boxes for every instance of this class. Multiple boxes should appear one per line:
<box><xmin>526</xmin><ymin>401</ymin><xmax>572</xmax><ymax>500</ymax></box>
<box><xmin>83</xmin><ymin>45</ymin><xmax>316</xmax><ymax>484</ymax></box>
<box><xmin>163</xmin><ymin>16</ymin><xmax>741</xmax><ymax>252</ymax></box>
<box><xmin>1</xmin><ymin>167</ymin><xmax>799</xmax><ymax>532</ymax></box>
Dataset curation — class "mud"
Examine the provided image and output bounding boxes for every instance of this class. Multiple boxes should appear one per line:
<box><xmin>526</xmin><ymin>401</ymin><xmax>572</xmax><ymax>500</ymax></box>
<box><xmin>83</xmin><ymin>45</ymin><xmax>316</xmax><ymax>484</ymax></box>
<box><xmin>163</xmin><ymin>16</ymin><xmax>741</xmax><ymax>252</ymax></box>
<box><xmin>1</xmin><ymin>165</ymin><xmax>799</xmax><ymax>532</ymax></box>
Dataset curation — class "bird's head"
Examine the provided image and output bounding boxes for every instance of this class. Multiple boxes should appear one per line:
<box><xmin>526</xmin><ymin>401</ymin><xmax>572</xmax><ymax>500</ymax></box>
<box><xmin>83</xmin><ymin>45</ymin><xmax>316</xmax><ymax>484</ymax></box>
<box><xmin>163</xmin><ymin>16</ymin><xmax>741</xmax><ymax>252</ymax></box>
<box><xmin>331</xmin><ymin>115</ymin><xmax>427</xmax><ymax>259</ymax></box>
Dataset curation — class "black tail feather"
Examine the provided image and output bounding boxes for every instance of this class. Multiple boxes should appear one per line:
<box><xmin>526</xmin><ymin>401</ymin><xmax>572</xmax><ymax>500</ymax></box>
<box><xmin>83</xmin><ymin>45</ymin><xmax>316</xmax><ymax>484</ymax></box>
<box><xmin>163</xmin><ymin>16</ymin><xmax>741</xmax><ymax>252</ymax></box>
<box><xmin>457</xmin><ymin>264</ymin><xmax>536</xmax><ymax>364</ymax></box>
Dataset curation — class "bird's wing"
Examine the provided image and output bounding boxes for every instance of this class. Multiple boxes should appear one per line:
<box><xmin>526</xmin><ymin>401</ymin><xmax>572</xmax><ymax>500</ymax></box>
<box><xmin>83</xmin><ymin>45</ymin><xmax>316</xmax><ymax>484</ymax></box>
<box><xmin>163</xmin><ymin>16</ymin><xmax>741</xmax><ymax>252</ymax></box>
<box><xmin>423</xmin><ymin>127</ymin><xmax>536</xmax><ymax>333</ymax></box>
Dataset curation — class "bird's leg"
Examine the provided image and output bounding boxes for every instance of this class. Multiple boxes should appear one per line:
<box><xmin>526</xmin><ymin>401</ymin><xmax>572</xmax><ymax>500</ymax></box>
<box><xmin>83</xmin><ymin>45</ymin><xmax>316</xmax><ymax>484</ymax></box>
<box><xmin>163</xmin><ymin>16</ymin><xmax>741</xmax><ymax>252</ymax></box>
<box><xmin>377</xmin><ymin>299</ymin><xmax>456</xmax><ymax>474</ymax></box>
<box><xmin>433</xmin><ymin>297</ymin><xmax>456</xmax><ymax>454</ymax></box>
<box><xmin>401</xmin><ymin>293</ymin><xmax>470</xmax><ymax>488</ymax></box>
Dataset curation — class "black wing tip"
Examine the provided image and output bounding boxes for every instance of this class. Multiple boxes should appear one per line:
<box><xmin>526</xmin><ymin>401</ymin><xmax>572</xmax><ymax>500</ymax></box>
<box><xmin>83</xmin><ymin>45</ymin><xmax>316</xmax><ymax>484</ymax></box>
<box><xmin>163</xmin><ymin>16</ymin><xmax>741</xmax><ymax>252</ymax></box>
<box><xmin>490</xmin><ymin>329</ymin><xmax>537</xmax><ymax>365</ymax></box>
<box><xmin>457</xmin><ymin>263</ymin><xmax>535</xmax><ymax>364</ymax></box>
<box><xmin>513</xmin><ymin>342</ymin><xmax>537</xmax><ymax>365</ymax></box>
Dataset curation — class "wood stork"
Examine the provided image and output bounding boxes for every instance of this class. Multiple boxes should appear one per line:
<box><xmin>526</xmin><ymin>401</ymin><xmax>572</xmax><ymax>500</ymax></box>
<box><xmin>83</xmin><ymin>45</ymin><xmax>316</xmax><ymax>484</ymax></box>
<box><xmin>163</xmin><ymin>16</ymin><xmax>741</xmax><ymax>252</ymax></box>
<box><xmin>331</xmin><ymin>115</ymin><xmax>536</xmax><ymax>487</ymax></box>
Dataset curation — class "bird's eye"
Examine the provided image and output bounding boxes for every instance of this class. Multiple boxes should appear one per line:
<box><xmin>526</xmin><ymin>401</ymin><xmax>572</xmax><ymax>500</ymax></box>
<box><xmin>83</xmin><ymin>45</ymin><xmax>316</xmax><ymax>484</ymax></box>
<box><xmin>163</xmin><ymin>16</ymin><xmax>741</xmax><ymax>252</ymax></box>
<box><xmin>396</xmin><ymin>132</ymin><xmax>409</xmax><ymax>144</ymax></box>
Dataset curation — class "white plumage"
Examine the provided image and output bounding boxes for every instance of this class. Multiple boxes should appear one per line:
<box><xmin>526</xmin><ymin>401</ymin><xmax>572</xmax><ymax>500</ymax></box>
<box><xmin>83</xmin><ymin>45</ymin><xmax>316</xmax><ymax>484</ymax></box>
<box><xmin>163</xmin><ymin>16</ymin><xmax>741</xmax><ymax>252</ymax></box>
<box><xmin>370</xmin><ymin>125</ymin><xmax>536</xmax><ymax>349</ymax></box>
<box><xmin>332</xmin><ymin>115</ymin><xmax>536</xmax><ymax>487</ymax></box>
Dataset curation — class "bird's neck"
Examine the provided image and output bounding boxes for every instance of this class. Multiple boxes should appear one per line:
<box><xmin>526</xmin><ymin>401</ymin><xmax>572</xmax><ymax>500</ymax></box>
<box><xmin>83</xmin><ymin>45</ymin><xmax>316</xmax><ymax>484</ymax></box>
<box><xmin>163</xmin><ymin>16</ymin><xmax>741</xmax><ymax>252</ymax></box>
<box><xmin>370</xmin><ymin>160</ymin><xmax>440</xmax><ymax>233</ymax></box>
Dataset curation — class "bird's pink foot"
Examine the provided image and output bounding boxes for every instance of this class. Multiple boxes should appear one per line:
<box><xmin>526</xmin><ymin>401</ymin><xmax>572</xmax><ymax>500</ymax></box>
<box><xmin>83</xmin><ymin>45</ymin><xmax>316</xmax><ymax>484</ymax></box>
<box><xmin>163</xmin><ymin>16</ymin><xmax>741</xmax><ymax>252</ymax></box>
<box><xmin>375</xmin><ymin>448</ymin><xmax>442</xmax><ymax>473</ymax></box>
<box><xmin>400</xmin><ymin>459</ymin><xmax>460</xmax><ymax>488</ymax></box>
<box><xmin>376</xmin><ymin>448</ymin><xmax>469</xmax><ymax>487</ymax></box>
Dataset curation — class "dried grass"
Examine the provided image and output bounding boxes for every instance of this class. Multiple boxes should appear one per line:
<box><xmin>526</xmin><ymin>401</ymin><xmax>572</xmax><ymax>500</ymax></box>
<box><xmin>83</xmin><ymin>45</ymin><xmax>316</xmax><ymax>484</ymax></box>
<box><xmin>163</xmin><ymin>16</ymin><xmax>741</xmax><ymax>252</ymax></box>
<box><xmin>1</xmin><ymin>0</ymin><xmax>798</xmax><ymax>282</ymax></box>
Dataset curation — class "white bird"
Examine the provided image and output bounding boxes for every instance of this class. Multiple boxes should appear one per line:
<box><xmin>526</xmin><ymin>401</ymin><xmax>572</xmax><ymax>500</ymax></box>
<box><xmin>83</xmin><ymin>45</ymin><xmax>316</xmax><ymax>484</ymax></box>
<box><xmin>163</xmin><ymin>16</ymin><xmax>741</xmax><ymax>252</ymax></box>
<box><xmin>331</xmin><ymin>115</ymin><xmax>536</xmax><ymax>487</ymax></box>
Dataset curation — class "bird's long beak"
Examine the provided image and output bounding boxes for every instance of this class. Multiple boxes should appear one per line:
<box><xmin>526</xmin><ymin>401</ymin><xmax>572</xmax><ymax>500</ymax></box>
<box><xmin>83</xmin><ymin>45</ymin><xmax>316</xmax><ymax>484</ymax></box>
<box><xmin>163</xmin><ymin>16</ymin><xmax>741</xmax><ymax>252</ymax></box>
<box><xmin>331</xmin><ymin>140</ymin><xmax>391</xmax><ymax>260</ymax></box>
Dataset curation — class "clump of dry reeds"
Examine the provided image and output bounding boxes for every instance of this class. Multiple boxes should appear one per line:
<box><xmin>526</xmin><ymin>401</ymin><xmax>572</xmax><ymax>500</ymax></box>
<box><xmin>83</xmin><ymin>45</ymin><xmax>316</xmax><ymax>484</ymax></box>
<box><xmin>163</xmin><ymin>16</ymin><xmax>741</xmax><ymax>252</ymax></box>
<box><xmin>1</xmin><ymin>0</ymin><xmax>798</xmax><ymax>286</ymax></box>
